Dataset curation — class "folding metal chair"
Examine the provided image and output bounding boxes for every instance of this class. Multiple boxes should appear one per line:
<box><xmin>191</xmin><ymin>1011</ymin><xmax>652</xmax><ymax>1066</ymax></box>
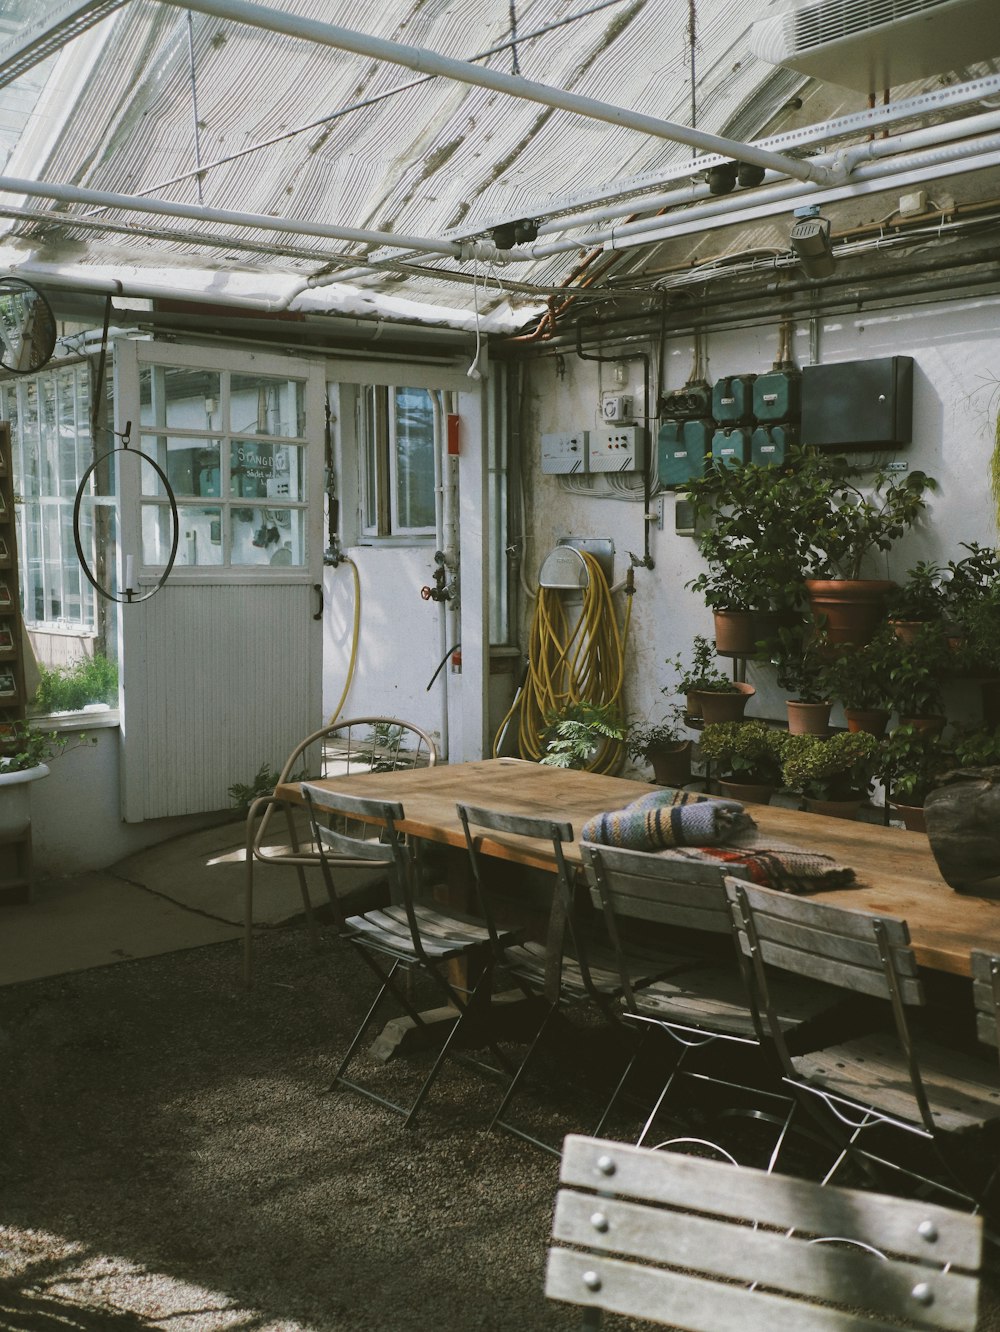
<box><xmin>456</xmin><ymin>803</ymin><xmax>686</xmax><ymax>1155</ymax></box>
<box><xmin>728</xmin><ymin>877</ymin><xmax>1000</xmax><ymax>1208</ymax></box>
<box><xmin>546</xmin><ymin>1134</ymin><xmax>983</xmax><ymax>1331</ymax></box>
<box><xmin>305</xmin><ymin>782</ymin><xmax>517</xmax><ymax>1128</ymax></box>
<box><xmin>580</xmin><ymin>842</ymin><xmax>843</xmax><ymax>1166</ymax></box>
<box><xmin>243</xmin><ymin>716</ymin><xmax>436</xmax><ymax>985</ymax></box>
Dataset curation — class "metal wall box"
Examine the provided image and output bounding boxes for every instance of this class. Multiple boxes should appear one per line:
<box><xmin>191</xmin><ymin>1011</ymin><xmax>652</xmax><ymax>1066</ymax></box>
<box><xmin>657</xmin><ymin>420</ymin><xmax>702</xmax><ymax>488</ymax></box>
<box><xmin>753</xmin><ymin>369</ymin><xmax>800</xmax><ymax>422</ymax></box>
<box><xmin>660</xmin><ymin>379</ymin><xmax>713</xmax><ymax>419</ymax></box>
<box><xmin>801</xmin><ymin>356</ymin><xmax>914</xmax><ymax>448</ymax></box>
<box><xmin>540</xmin><ymin>429</ymin><xmax>588</xmax><ymax>474</ymax></box>
<box><xmin>712</xmin><ymin>374</ymin><xmax>756</xmax><ymax>425</ymax></box>
<box><xmin>711</xmin><ymin>426</ymin><xmax>750</xmax><ymax>468</ymax></box>
<box><xmin>751</xmin><ymin>422</ymin><xmax>799</xmax><ymax>466</ymax></box>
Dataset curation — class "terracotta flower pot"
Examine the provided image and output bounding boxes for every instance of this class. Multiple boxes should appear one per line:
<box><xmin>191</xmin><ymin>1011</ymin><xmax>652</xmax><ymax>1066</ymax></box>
<box><xmin>897</xmin><ymin>715</ymin><xmax>947</xmax><ymax>737</ymax></box>
<box><xmin>892</xmin><ymin>801</ymin><xmax>927</xmax><ymax>833</ymax></box>
<box><xmin>786</xmin><ymin>699</ymin><xmax>832</xmax><ymax>736</ymax></box>
<box><xmin>844</xmin><ymin>707</ymin><xmax>891</xmax><ymax>737</ymax></box>
<box><xmin>718</xmin><ymin>778</ymin><xmax>774</xmax><ymax>805</ymax></box>
<box><xmin>712</xmin><ymin>610</ymin><xmax>759</xmax><ymax>655</ymax></box>
<box><xmin>890</xmin><ymin>619</ymin><xmax>935</xmax><ymax>646</ymax></box>
<box><xmin>693</xmin><ymin>682</ymin><xmax>755</xmax><ymax>725</ymax></box>
<box><xmin>803</xmin><ymin>795</ymin><xmax>861</xmax><ymax>820</ymax></box>
<box><xmin>805</xmin><ymin>578</ymin><xmax>895</xmax><ymax>647</ymax></box>
<box><xmin>647</xmin><ymin>740</ymin><xmax>692</xmax><ymax>787</ymax></box>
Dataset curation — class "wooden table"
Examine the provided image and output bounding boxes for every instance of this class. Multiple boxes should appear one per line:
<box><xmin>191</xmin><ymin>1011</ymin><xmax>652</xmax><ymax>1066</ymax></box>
<box><xmin>280</xmin><ymin>758</ymin><xmax>1000</xmax><ymax>979</ymax></box>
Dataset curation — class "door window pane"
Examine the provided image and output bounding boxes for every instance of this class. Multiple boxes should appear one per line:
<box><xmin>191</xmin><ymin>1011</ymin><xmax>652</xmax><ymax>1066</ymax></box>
<box><xmin>230</xmin><ymin>373</ymin><xmax>304</xmax><ymax>437</ymax></box>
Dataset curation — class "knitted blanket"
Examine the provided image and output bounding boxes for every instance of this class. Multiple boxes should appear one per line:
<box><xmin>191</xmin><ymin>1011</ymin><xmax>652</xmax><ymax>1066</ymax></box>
<box><xmin>581</xmin><ymin>788</ymin><xmax>755</xmax><ymax>851</ymax></box>
<box><xmin>664</xmin><ymin>830</ymin><xmax>857</xmax><ymax>895</ymax></box>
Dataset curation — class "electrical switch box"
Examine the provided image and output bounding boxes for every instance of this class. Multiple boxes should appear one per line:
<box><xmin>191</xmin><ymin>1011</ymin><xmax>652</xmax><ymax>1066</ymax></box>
<box><xmin>660</xmin><ymin>379</ymin><xmax>713</xmax><ymax>419</ymax></box>
<box><xmin>711</xmin><ymin>425</ymin><xmax>750</xmax><ymax>469</ymax></box>
<box><xmin>589</xmin><ymin>425</ymin><xmax>645</xmax><ymax>473</ymax></box>
<box><xmin>753</xmin><ymin>368</ymin><xmax>801</xmax><ymax>423</ymax></box>
<box><xmin>801</xmin><ymin>356</ymin><xmax>914</xmax><ymax>449</ymax></box>
<box><xmin>712</xmin><ymin>374</ymin><xmax>756</xmax><ymax>425</ymax></box>
<box><xmin>601</xmin><ymin>394</ymin><xmax>633</xmax><ymax>423</ymax></box>
<box><xmin>751</xmin><ymin>422</ymin><xmax>799</xmax><ymax>467</ymax></box>
<box><xmin>658</xmin><ymin>419</ymin><xmax>708</xmax><ymax>488</ymax></box>
<box><xmin>541</xmin><ymin>429</ymin><xmax>589</xmax><ymax>474</ymax></box>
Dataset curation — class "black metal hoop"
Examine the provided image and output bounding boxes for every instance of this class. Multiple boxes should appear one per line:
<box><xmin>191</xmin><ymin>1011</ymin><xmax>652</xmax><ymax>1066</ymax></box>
<box><xmin>73</xmin><ymin>445</ymin><xmax>179</xmax><ymax>604</ymax></box>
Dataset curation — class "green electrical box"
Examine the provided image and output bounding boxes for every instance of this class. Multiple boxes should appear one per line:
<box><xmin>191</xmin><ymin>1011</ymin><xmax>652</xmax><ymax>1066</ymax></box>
<box><xmin>712</xmin><ymin>425</ymin><xmax>750</xmax><ymax>468</ymax></box>
<box><xmin>712</xmin><ymin>374</ymin><xmax>756</xmax><ymax>425</ymax></box>
<box><xmin>753</xmin><ymin>368</ymin><xmax>801</xmax><ymax>422</ymax></box>
<box><xmin>751</xmin><ymin>422</ymin><xmax>799</xmax><ymax>466</ymax></box>
<box><xmin>657</xmin><ymin>418</ymin><xmax>712</xmax><ymax>488</ymax></box>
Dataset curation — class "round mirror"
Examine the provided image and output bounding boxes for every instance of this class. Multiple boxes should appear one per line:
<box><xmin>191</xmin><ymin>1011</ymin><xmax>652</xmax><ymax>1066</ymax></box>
<box><xmin>0</xmin><ymin>276</ymin><xmax>56</xmax><ymax>374</ymax></box>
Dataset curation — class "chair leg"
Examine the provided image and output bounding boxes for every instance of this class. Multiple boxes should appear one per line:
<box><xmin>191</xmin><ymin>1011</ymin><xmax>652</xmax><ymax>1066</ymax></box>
<box><xmin>592</xmin><ymin>1024</ymin><xmax>650</xmax><ymax>1140</ymax></box>
<box><xmin>294</xmin><ymin>863</ymin><xmax>319</xmax><ymax>951</ymax></box>
<box><xmin>243</xmin><ymin>849</ymin><xmax>255</xmax><ymax>989</ymax></box>
<box><xmin>490</xmin><ymin>1000</ymin><xmax>560</xmax><ymax>1141</ymax></box>
<box><xmin>326</xmin><ymin>953</ymin><xmax>407</xmax><ymax>1095</ymax></box>
<box><xmin>403</xmin><ymin>968</ymin><xmax>497</xmax><ymax>1129</ymax></box>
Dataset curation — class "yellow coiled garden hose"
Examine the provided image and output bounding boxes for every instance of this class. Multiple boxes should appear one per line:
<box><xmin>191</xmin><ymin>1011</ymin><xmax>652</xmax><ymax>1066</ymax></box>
<box><xmin>495</xmin><ymin>551</ymin><xmax>633</xmax><ymax>772</ymax></box>
<box><xmin>326</xmin><ymin>555</ymin><xmax>361</xmax><ymax>725</ymax></box>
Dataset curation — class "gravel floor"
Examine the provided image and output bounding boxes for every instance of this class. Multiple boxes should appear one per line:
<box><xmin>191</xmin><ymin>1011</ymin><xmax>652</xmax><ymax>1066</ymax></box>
<box><xmin>2</xmin><ymin>921</ymin><xmax>999</xmax><ymax>1331</ymax></box>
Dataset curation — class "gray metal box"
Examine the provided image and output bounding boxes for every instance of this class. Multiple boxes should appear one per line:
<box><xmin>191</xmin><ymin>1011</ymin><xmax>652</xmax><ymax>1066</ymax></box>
<box><xmin>801</xmin><ymin>356</ymin><xmax>913</xmax><ymax>448</ymax></box>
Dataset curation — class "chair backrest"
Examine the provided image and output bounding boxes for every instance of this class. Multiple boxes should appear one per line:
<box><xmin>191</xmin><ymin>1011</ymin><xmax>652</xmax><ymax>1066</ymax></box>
<box><xmin>278</xmin><ymin>715</ymin><xmax>437</xmax><ymax>786</ymax></box>
<box><xmin>971</xmin><ymin>951</ymin><xmax>1000</xmax><ymax>1051</ymax></box>
<box><xmin>546</xmin><ymin>1133</ymin><xmax>983</xmax><ymax>1331</ymax></box>
<box><xmin>580</xmin><ymin>842</ymin><xmax>731</xmax><ymax>934</ymax></box>
<box><xmin>302</xmin><ymin>782</ymin><xmax>411</xmax><ymax>927</ymax></box>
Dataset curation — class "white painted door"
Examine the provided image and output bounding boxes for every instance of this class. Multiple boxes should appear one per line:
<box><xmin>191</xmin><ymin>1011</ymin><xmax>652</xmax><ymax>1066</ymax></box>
<box><xmin>114</xmin><ymin>341</ymin><xmax>326</xmax><ymax>821</ymax></box>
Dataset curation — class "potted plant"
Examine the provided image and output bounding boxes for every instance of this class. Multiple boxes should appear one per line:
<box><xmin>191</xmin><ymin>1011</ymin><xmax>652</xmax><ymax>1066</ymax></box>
<box><xmin>779</xmin><ymin>447</ymin><xmax>937</xmax><ymax>644</ymax></box>
<box><xmin>879</xmin><ymin>724</ymin><xmax>955</xmax><ymax>832</ymax></box>
<box><xmin>0</xmin><ymin>720</ymin><xmax>79</xmax><ymax>836</ymax></box>
<box><xmin>769</xmin><ymin>624</ymin><xmax>831</xmax><ymax>734</ymax></box>
<box><xmin>780</xmin><ymin>730</ymin><xmax>880</xmax><ymax>819</ymax></box>
<box><xmin>886</xmin><ymin>561</ymin><xmax>948</xmax><ymax>643</ymax></box>
<box><xmin>672</xmin><ymin>636</ymin><xmax>755</xmax><ymax>724</ymax></box>
<box><xmin>885</xmin><ymin>625</ymin><xmax>949</xmax><ymax>732</ymax></box>
<box><xmin>539</xmin><ymin>701</ymin><xmax>625</xmax><ymax>771</ymax></box>
<box><xmin>817</xmin><ymin>630</ymin><xmax>894</xmax><ymax>735</ymax></box>
<box><xmin>685</xmin><ymin>457</ymin><xmax>808</xmax><ymax>652</ymax></box>
<box><xmin>698</xmin><ymin>720</ymin><xmax>787</xmax><ymax>803</ymax></box>
<box><xmin>626</xmin><ymin>701</ymin><xmax>692</xmax><ymax>786</ymax></box>
<box><xmin>944</xmin><ymin>542</ymin><xmax>1000</xmax><ymax>722</ymax></box>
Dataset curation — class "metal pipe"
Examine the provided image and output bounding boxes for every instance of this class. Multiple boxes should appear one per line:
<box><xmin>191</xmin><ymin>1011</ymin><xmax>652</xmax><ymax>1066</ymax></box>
<box><xmin>166</xmin><ymin>0</ymin><xmax>831</xmax><ymax>185</ymax></box>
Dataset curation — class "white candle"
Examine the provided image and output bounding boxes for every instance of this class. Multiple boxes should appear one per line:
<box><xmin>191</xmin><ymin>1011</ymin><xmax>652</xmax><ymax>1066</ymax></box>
<box><xmin>125</xmin><ymin>555</ymin><xmax>134</xmax><ymax>590</ymax></box>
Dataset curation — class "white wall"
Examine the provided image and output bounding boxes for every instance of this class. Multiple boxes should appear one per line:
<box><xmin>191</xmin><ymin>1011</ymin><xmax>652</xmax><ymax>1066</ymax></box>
<box><xmin>517</xmin><ymin>294</ymin><xmax>1000</xmax><ymax>769</ymax></box>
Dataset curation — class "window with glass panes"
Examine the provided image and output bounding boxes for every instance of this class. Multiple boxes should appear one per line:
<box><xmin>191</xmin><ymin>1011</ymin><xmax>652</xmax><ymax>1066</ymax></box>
<box><xmin>138</xmin><ymin>365</ymin><xmax>309</xmax><ymax>568</ymax></box>
<box><xmin>360</xmin><ymin>385</ymin><xmax>436</xmax><ymax>538</ymax></box>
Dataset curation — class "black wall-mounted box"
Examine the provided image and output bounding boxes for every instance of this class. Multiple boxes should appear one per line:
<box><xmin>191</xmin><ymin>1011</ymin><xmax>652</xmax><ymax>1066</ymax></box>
<box><xmin>801</xmin><ymin>355</ymin><xmax>913</xmax><ymax>449</ymax></box>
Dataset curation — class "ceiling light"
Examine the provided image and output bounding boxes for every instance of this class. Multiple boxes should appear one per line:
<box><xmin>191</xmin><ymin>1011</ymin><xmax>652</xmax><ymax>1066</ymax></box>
<box><xmin>789</xmin><ymin>206</ymin><xmax>835</xmax><ymax>279</ymax></box>
<box><xmin>706</xmin><ymin>162</ymin><xmax>738</xmax><ymax>195</ymax></box>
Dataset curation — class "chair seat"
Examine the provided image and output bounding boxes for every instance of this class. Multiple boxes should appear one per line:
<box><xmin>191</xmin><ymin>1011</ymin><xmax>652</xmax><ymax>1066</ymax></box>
<box><xmin>633</xmin><ymin>965</ymin><xmax>841</xmax><ymax>1040</ymax></box>
<box><xmin>501</xmin><ymin>939</ymin><xmax>688</xmax><ymax>1001</ymax></box>
<box><xmin>793</xmin><ymin>1032</ymin><xmax>1000</xmax><ymax>1134</ymax></box>
<box><xmin>346</xmin><ymin>904</ymin><xmax>522</xmax><ymax>962</ymax></box>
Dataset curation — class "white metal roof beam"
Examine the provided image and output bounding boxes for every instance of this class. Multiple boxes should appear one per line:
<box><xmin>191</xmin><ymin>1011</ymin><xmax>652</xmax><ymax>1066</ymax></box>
<box><xmin>161</xmin><ymin>0</ymin><xmax>832</xmax><ymax>186</ymax></box>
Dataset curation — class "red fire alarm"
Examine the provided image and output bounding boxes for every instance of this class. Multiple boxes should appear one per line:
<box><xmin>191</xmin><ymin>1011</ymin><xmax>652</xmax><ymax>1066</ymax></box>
<box><xmin>447</xmin><ymin>413</ymin><xmax>461</xmax><ymax>455</ymax></box>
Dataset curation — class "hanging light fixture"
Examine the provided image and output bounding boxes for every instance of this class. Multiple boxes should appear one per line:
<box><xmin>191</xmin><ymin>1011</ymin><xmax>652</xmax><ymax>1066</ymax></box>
<box><xmin>789</xmin><ymin>205</ymin><xmax>835</xmax><ymax>279</ymax></box>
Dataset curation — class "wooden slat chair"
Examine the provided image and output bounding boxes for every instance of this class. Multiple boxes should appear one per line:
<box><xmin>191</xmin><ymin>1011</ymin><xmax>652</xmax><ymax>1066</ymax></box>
<box><xmin>727</xmin><ymin>878</ymin><xmax>1000</xmax><ymax>1208</ymax></box>
<box><xmin>580</xmin><ymin>842</ymin><xmax>844</xmax><ymax>1162</ymax></box>
<box><xmin>456</xmin><ymin>803</ymin><xmax>690</xmax><ymax>1156</ymax></box>
<box><xmin>243</xmin><ymin>716</ymin><xmax>437</xmax><ymax>986</ymax></box>
<box><xmin>546</xmin><ymin>1133</ymin><xmax>983</xmax><ymax>1331</ymax></box>
<box><xmin>304</xmin><ymin>783</ymin><xmax>516</xmax><ymax>1129</ymax></box>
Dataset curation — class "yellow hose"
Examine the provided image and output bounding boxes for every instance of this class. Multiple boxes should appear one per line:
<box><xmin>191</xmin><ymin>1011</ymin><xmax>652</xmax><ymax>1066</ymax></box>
<box><xmin>326</xmin><ymin>556</ymin><xmax>361</xmax><ymax>725</ymax></box>
<box><xmin>494</xmin><ymin>551</ymin><xmax>633</xmax><ymax>772</ymax></box>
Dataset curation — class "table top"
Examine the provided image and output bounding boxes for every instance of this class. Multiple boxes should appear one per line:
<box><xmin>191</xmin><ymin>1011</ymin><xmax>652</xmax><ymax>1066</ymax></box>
<box><xmin>279</xmin><ymin>758</ymin><xmax>1000</xmax><ymax>978</ymax></box>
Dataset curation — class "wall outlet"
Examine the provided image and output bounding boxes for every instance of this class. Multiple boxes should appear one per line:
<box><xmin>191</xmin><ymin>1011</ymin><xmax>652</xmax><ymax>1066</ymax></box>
<box><xmin>588</xmin><ymin>425</ymin><xmax>645</xmax><ymax>473</ymax></box>
<box><xmin>541</xmin><ymin>429</ymin><xmax>589</xmax><ymax>474</ymax></box>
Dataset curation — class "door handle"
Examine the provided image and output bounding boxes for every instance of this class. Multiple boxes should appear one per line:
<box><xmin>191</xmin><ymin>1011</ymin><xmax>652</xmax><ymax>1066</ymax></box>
<box><xmin>313</xmin><ymin>583</ymin><xmax>323</xmax><ymax>620</ymax></box>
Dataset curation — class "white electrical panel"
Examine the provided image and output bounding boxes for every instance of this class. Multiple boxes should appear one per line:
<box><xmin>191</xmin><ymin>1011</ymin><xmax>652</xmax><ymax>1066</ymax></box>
<box><xmin>588</xmin><ymin>425</ymin><xmax>645</xmax><ymax>473</ymax></box>
<box><xmin>541</xmin><ymin>429</ymin><xmax>589</xmax><ymax>474</ymax></box>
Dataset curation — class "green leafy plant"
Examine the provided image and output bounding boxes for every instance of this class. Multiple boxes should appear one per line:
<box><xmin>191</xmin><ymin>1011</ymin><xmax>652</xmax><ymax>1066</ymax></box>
<box><xmin>540</xmin><ymin>702</ymin><xmax>624</xmax><ymax>770</ymax></box>
<box><xmin>699</xmin><ymin>720</ymin><xmax>787</xmax><ymax>784</ymax></box>
<box><xmin>780</xmin><ymin>730</ymin><xmax>879</xmax><ymax>801</ymax></box>
<box><xmin>952</xmin><ymin>724</ymin><xmax>1000</xmax><ymax>768</ymax></box>
<box><xmin>886</xmin><ymin>624</ymin><xmax>949</xmax><ymax>719</ymax></box>
<box><xmin>625</xmin><ymin>701</ymin><xmax>687</xmax><ymax>762</ymax></box>
<box><xmin>886</xmin><ymin>561</ymin><xmax>947</xmax><ymax>623</ymax></box>
<box><xmin>816</xmin><ymin>631</ymin><xmax>894</xmax><ymax>713</ymax></box>
<box><xmin>944</xmin><ymin>542</ymin><xmax>1000</xmax><ymax>676</ymax></box>
<box><xmin>879</xmin><ymin>725</ymin><xmax>954</xmax><ymax>806</ymax></box>
<box><xmin>31</xmin><ymin>653</ymin><xmax>118</xmax><ymax>713</ymax></box>
<box><xmin>670</xmin><ymin>636</ymin><xmax>736</xmax><ymax>695</ymax></box>
<box><xmin>228</xmin><ymin>761</ymin><xmax>280</xmax><ymax>813</ymax></box>
<box><xmin>769</xmin><ymin>624</ymin><xmax>829</xmax><ymax>704</ymax></box>
<box><xmin>0</xmin><ymin>720</ymin><xmax>94</xmax><ymax>773</ymax></box>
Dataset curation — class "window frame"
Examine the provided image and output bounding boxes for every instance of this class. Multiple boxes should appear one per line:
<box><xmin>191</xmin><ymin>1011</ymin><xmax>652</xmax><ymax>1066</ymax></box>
<box><xmin>359</xmin><ymin>383</ymin><xmax>437</xmax><ymax>542</ymax></box>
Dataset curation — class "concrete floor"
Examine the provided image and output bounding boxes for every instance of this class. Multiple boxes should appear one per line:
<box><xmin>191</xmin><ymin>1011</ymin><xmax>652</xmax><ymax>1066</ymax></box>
<box><xmin>0</xmin><ymin>821</ymin><xmax>324</xmax><ymax>987</ymax></box>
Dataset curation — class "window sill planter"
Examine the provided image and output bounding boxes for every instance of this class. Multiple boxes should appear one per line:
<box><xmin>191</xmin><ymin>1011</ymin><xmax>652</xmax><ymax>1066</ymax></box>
<box><xmin>0</xmin><ymin>762</ymin><xmax>49</xmax><ymax>837</ymax></box>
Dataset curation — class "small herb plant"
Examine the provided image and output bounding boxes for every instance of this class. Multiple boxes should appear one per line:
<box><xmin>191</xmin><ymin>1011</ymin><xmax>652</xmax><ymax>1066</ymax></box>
<box><xmin>625</xmin><ymin>701</ymin><xmax>688</xmax><ymax>763</ymax></box>
<box><xmin>31</xmin><ymin>653</ymin><xmax>118</xmax><ymax>713</ymax></box>
<box><xmin>952</xmin><ymin>724</ymin><xmax>1000</xmax><ymax>768</ymax></box>
<box><xmin>769</xmin><ymin>624</ymin><xmax>829</xmax><ymax>704</ymax></box>
<box><xmin>886</xmin><ymin>625</ymin><xmax>948</xmax><ymax>719</ymax></box>
<box><xmin>540</xmin><ymin>702</ymin><xmax>624</xmax><ymax>770</ymax></box>
<box><xmin>944</xmin><ymin>542</ymin><xmax>1000</xmax><ymax>676</ymax></box>
<box><xmin>879</xmin><ymin>725</ymin><xmax>954</xmax><ymax>806</ymax></box>
<box><xmin>817</xmin><ymin>632</ymin><xmax>894</xmax><ymax>713</ymax></box>
<box><xmin>781</xmin><ymin>731</ymin><xmax>879</xmax><ymax>801</ymax></box>
<box><xmin>699</xmin><ymin>720</ymin><xmax>787</xmax><ymax>785</ymax></box>
<box><xmin>0</xmin><ymin>720</ymin><xmax>94</xmax><ymax>773</ymax></box>
<box><xmin>886</xmin><ymin>561</ymin><xmax>948</xmax><ymax>623</ymax></box>
<box><xmin>670</xmin><ymin>636</ymin><xmax>735</xmax><ymax>695</ymax></box>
